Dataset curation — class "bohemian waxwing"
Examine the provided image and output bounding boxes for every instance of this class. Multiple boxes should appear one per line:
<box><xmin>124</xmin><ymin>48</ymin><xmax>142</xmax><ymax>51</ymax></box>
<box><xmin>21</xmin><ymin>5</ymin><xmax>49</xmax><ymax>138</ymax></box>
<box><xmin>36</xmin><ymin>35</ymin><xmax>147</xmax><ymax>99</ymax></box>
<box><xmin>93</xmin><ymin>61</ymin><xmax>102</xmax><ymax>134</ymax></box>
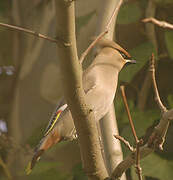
<box><xmin>26</xmin><ymin>38</ymin><xmax>136</xmax><ymax>174</ymax></box>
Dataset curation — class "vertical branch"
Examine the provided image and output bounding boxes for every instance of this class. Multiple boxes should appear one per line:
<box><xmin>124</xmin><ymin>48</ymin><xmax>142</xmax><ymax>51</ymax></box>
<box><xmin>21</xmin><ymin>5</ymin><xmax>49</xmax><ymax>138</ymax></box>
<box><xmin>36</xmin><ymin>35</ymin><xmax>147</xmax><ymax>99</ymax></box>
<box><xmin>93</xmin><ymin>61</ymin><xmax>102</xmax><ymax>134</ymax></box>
<box><xmin>95</xmin><ymin>0</ymin><xmax>125</xmax><ymax>178</ymax></box>
<box><xmin>7</xmin><ymin>1</ymin><xmax>23</xmax><ymax>170</ymax></box>
<box><xmin>55</xmin><ymin>1</ymin><xmax>108</xmax><ymax>180</ymax></box>
<box><xmin>11</xmin><ymin>0</ymin><xmax>23</xmax><ymax>69</ymax></box>
<box><xmin>79</xmin><ymin>0</ymin><xmax>123</xmax><ymax>64</ymax></box>
<box><xmin>135</xmin><ymin>144</ymin><xmax>143</xmax><ymax>180</ymax></box>
<box><xmin>7</xmin><ymin>1</ymin><xmax>56</xmax><ymax>177</ymax></box>
<box><xmin>100</xmin><ymin>105</ymin><xmax>124</xmax><ymax>176</ymax></box>
<box><xmin>138</xmin><ymin>0</ymin><xmax>157</xmax><ymax>111</ymax></box>
<box><xmin>7</xmin><ymin>0</ymin><xmax>55</xmax><ymax>168</ymax></box>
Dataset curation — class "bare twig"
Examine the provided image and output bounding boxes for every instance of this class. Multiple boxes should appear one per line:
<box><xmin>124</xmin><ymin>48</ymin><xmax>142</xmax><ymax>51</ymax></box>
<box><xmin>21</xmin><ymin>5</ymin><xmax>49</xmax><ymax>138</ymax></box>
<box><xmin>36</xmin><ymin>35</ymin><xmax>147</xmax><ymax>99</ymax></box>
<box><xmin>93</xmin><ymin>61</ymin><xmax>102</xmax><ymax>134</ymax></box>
<box><xmin>120</xmin><ymin>85</ymin><xmax>143</xmax><ymax>180</ymax></box>
<box><xmin>142</xmin><ymin>17</ymin><xmax>173</xmax><ymax>30</ymax></box>
<box><xmin>149</xmin><ymin>53</ymin><xmax>167</xmax><ymax>113</ymax></box>
<box><xmin>147</xmin><ymin>53</ymin><xmax>169</xmax><ymax>149</ymax></box>
<box><xmin>0</xmin><ymin>22</ymin><xmax>58</xmax><ymax>43</ymax></box>
<box><xmin>0</xmin><ymin>1</ymin><xmax>124</xmax><ymax>64</ymax></box>
<box><xmin>114</xmin><ymin>135</ymin><xmax>134</xmax><ymax>152</ymax></box>
<box><xmin>95</xmin><ymin>0</ymin><xmax>125</xmax><ymax>177</ymax></box>
<box><xmin>79</xmin><ymin>31</ymin><xmax>108</xmax><ymax>64</ymax></box>
<box><xmin>120</xmin><ymin>86</ymin><xmax>138</xmax><ymax>143</ymax></box>
<box><xmin>79</xmin><ymin>0</ymin><xmax>123</xmax><ymax>64</ymax></box>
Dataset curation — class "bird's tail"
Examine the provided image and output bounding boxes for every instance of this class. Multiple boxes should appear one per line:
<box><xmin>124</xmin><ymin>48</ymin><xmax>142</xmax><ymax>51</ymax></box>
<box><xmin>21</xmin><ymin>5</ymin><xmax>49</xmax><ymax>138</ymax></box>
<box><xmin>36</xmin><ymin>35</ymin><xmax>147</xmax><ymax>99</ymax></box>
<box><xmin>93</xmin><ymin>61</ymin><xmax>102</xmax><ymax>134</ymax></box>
<box><xmin>26</xmin><ymin>102</ymin><xmax>67</xmax><ymax>175</ymax></box>
<box><xmin>26</xmin><ymin>149</ymin><xmax>44</xmax><ymax>175</ymax></box>
<box><xmin>26</xmin><ymin>132</ymin><xmax>62</xmax><ymax>175</ymax></box>
<box><xmin>26</xmin><ymin>135</ymin><xmax>48</xmax><ymax>175</ymax></box>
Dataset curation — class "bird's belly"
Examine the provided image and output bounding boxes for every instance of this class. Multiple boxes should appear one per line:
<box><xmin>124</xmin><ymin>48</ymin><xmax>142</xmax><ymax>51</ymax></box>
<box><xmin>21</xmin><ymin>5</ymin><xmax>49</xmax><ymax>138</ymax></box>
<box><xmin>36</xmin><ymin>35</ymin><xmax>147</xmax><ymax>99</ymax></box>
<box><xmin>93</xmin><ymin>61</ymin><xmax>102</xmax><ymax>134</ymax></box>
<box><xmin>86</xmin><ymin>85</ymin><xmax>116</xmax><ymax>121</ymax></box>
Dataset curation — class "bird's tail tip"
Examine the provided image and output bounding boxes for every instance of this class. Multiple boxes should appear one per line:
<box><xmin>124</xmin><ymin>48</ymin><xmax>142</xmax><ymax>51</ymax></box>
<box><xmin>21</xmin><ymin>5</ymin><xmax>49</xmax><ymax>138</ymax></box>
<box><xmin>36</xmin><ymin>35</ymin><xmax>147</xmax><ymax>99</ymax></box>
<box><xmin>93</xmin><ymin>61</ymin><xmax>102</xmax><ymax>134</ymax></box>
<box><xmin>25</xmin><ymin>149</ymin><xmax>44</xmax><ymax>175</ymax></box>
<box><xmin>25</xmin><ymin>161</ymin><xmax>32</xmax><ymax>175</ymax></box>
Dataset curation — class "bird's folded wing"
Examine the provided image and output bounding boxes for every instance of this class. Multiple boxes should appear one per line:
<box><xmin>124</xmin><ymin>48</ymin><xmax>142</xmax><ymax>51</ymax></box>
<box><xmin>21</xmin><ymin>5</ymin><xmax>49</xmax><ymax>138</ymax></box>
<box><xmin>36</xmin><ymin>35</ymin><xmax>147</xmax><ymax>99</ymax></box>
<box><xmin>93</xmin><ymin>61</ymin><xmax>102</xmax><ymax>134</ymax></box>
<box><xmin>44</xmin><ymin>98</ymin><xmax>67</xmax><ymax>136</ymax></box>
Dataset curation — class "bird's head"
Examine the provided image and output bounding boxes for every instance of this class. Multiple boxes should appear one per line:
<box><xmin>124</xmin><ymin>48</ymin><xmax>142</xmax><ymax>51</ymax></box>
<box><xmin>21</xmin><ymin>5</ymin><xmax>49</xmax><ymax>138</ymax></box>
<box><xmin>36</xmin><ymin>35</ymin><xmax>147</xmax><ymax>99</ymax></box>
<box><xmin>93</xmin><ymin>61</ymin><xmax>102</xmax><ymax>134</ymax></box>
<box><xmin>95</xmin><ymin>38</ymin><xmax>136</xmax><ymax>70</ymax></box>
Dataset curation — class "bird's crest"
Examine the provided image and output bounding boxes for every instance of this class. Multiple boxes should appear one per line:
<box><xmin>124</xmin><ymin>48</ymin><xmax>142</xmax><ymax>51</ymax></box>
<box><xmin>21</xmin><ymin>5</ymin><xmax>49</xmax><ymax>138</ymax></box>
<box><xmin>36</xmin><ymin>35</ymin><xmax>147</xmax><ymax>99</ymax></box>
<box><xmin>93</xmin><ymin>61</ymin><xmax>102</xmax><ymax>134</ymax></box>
<box><xmin>95</xmin><ymin>38</ymin><xmax>131</xmax><ymax>59</ymax></box>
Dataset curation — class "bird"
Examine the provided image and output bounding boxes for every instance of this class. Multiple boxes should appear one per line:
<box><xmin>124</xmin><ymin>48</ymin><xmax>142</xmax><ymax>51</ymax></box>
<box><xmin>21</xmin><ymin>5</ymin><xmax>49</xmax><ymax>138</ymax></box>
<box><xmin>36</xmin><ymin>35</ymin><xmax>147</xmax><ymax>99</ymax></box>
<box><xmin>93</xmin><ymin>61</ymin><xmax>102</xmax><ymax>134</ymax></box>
<box><xmin>26</xmin><ymin>38</ymin><xmax>136</xmax><ymax>174</ymax></box>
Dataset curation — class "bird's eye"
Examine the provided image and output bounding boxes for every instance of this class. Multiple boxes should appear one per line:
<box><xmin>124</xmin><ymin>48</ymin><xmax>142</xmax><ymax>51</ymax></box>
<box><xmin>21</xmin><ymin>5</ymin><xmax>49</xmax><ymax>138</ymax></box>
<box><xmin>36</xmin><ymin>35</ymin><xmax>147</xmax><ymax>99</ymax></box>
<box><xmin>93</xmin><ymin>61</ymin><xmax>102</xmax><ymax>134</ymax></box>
<box><xmin>119</xmin><ymin>51</ymin><xmax>129</xmax><ymax>59</ymax></box>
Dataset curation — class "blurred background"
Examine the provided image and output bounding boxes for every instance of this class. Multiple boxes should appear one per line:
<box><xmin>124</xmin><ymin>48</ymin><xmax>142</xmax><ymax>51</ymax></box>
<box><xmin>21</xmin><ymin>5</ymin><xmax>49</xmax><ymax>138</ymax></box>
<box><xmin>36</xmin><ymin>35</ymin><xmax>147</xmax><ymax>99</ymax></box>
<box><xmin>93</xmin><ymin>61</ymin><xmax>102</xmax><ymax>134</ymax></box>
<box><xmin>0</xmin><ymin>0</ymin><xmax>173</xmax><ymax>179</ymax></box>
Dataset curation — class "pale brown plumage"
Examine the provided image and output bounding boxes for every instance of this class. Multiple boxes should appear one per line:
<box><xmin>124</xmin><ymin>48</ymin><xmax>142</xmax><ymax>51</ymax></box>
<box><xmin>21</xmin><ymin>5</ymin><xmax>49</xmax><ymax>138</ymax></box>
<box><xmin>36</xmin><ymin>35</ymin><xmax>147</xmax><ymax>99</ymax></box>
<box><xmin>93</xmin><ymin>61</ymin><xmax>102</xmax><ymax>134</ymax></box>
<box><xmin>26</xmin><ymin>38</ymin><xmax>135</xmax><ymax>174</ymax></box>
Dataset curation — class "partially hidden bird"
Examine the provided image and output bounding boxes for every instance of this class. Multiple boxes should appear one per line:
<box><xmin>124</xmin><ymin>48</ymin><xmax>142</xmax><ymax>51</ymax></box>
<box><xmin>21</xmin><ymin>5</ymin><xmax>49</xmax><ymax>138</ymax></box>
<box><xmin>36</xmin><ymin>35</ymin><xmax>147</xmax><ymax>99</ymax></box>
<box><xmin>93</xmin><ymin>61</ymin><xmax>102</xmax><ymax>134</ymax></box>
<box><xmin>26</xmin><ymin>38</ymin><xmax>136</xmax><ymax>174</ymax></box>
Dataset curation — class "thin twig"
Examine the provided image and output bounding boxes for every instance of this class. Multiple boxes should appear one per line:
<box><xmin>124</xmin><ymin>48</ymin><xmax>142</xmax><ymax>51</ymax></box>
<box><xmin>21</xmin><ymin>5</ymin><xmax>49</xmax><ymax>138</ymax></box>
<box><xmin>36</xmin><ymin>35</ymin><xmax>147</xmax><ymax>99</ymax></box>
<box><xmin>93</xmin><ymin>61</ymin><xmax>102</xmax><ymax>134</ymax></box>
<box><xmin>79</xmin><ymin>0</ymin><xmax>123</xmax><ymax>64</ymax></box>
<box><xmin>147</xmin><ymin>53</ymin><xmax>168</xmax><ymax>149</ymax></box>
<box><xmin>0</xmin><ymin>22</ymin><xmax>58</xmax><ymax>43</ymax></box>
<box><xmin>120</xmin><ymin>85</ymin><xmax>143</xmax><ymax>180</ymax></box>
<box><xmin>114</xmin><ymin>135</ymin><xmax>134</xmax><ymax>152</ymax></box>
<box><xmin>0</xmin><ymin>0</ymin><xmax>123</xmax><ymax>64</ymax></box>
<box><xmin>120</xmin><ymin>86</ymin><xmax>138</xmax><ymax>142</ymax></box>
<box><xmin>142</xmin><ymin>17</ymin><xmax>173</xmax><ymax>30</ymax></box>
<box><xmin>0</xmin><ymin>156</ymin><xmax>12</xmax><ymax>179</ymax></box>
<box><xmin>79</xmin><ymin>31</ymin><xmax>108</xmax><ymax>64</ymax></box>
<box><xmin>149</xmin><ymin>53</ymin><xmax>167</xmax><ymax>113</ymax></box>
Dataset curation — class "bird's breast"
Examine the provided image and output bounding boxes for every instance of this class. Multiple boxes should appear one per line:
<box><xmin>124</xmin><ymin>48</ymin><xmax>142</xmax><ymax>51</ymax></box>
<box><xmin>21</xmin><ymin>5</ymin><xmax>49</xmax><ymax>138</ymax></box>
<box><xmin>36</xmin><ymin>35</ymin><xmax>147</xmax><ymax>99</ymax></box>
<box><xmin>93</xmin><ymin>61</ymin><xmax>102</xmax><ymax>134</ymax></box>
<box><xmin>84</xmin><ymin>66</ymin><xmax>119</xmax><ymax>121</ymax></box>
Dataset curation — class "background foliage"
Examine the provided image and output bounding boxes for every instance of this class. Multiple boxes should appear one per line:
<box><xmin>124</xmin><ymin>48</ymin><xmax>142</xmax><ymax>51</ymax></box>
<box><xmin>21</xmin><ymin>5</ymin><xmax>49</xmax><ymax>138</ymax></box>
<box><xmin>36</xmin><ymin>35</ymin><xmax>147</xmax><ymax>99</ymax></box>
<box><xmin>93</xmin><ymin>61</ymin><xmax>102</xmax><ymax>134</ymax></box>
<box><xmin>0</xmin><ymin>0</ymin><xmax>173</xmax><ymax>179</ymax></box>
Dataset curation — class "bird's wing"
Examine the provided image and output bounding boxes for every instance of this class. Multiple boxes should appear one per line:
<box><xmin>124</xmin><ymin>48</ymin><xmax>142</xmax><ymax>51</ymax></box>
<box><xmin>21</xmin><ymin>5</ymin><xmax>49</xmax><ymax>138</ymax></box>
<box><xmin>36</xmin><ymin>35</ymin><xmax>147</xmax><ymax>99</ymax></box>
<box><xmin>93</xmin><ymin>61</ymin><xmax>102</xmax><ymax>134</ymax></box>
<box><xmin>43</xmin><ymin>69</ymin><xmax>97</xmax><ymax>138</ymax></box>
<box><xmin>83</xmin><ymin>65</ymin><xmax>98</xmax><ymax>94</ymax></box>
<box><xmin>44</xmin><ymin>98</ymin><xmax>67</xmax><ymax>136</ymax></box>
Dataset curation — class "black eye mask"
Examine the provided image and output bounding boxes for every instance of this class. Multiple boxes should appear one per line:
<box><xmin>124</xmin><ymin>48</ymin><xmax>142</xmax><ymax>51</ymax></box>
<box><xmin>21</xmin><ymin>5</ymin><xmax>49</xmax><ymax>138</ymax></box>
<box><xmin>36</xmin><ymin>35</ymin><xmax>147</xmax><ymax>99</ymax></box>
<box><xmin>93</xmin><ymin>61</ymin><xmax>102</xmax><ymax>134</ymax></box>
<box><xmin>114</xmin><ymin>48</ymin><xmax>131</xmax><ymax>60</ymax></box>
<box><xmin>117</xmin><ymin>50</ymin><xmax>136</xmax><ymax>66</ymax></box>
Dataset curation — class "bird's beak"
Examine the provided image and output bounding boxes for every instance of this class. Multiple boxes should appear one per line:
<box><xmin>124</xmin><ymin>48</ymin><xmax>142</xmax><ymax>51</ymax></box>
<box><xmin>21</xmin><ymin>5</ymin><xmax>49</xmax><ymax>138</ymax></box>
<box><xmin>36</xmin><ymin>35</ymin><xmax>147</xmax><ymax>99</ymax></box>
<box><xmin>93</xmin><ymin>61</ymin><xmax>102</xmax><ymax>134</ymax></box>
<box><xmin>125</xmin><ymin>59</ymin><xmax>136</xmax><ymax>64</ymax></box>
